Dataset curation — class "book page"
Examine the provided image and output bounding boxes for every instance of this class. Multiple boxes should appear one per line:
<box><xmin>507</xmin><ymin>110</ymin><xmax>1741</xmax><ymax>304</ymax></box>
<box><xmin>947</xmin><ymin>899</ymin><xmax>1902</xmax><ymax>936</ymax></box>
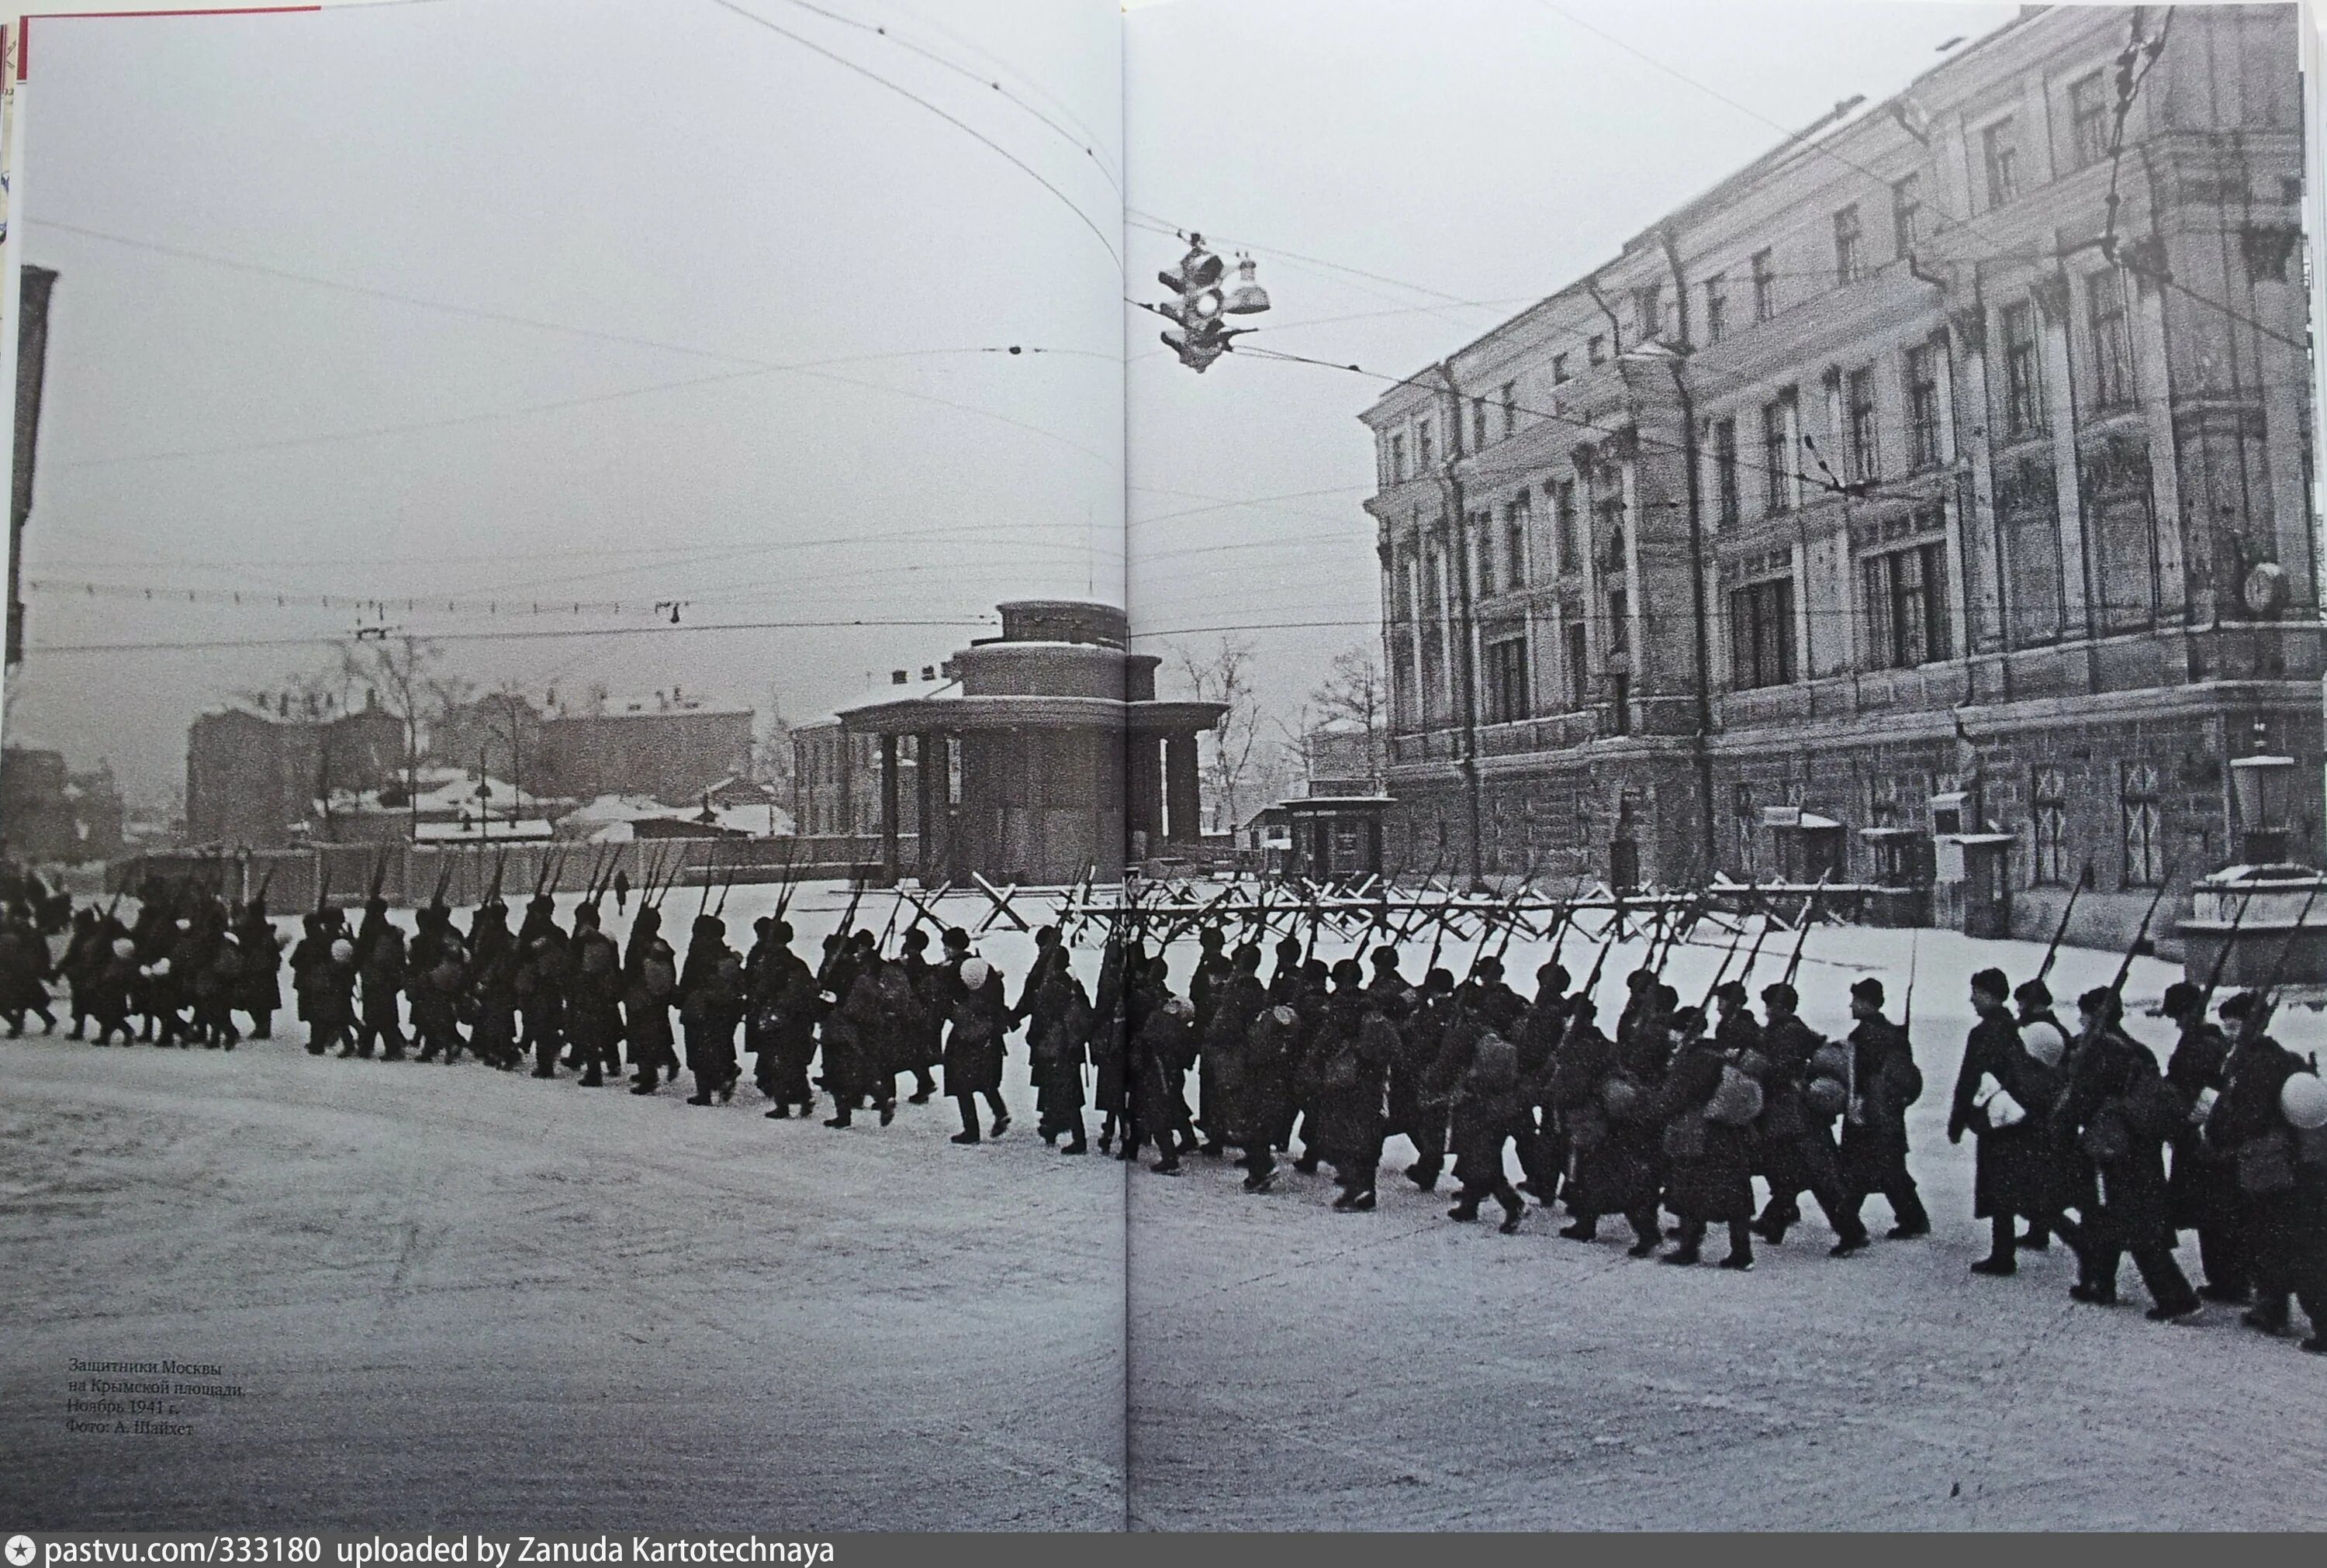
<box><xmin>0</xmin><ymin>0</ymin><xmax>1132</xmax><ymax>1532</ymax></box>
<box><xmin>1122</xmin><ymin>0</ymin><xmax>2327</xmax><ymax>1532</ymax></box>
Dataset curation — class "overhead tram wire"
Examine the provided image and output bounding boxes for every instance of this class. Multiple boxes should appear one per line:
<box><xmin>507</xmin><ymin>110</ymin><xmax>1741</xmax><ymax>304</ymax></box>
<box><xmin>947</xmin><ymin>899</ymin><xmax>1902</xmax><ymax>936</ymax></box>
<box><xmin>42</xmin><ymin>222</ymin><xmax>1122</xmax><ymax>471</ymax></box>
<box><xmin>24</xmin><ymin>615</ymin><xmax>1001</xmax><ymax>659</ymax></box>
<box><xmin>703</xmin><ymin>0</ymin><xmax>1121</xmax><ymax>271</ymax></box>
<box><xmin>752</xmin><ymin>0</ymin><xmax>1122</xmax><ymax>194</ymax></box>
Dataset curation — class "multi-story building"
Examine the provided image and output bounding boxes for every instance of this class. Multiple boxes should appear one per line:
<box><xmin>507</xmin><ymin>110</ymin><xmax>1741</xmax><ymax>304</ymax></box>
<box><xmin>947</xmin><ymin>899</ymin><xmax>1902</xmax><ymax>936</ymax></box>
<box><xmin>0</xmin><ymin>746</ymin><xmax>124</xmax><ymax>864</ymax></box>
<box><xmin>1363</xmin><ymin>5</ymin><xmax>2317</xmax><ymax>947</ymax></box>
<box><xmin>434</xmin><ymin>689</ymin><xmax>754</xmax><ymax>806</ymax></box>
<box><xmin>185</xmin><ymin>692</ymin><xmax>403</xmax><ymax>848</ymax></box>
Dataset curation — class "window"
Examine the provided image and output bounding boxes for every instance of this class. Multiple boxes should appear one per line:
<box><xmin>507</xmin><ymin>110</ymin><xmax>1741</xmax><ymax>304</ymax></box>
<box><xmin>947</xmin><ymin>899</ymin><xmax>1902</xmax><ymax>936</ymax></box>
<box><xmin>2088</xmin><ymin>269</ymin><xmax>2133</xmax><ymax>409</ymax></box>
<box><xmin>2031</xmin><ymin>765</ymin><xmax>2069</xmax><ymax>886</ymax></box>
<box><xmin>1730</xmin><ymin>578</ymin><xmax>1796</xmax><ymax>689</ymax></box>
<box><xmin>1712</xmin><ymin>416</ymin><xmax>1741</xmax><ymax>530</ymax></box>
<box><xmin>1597</xmin><ymin>500</ymin><xmax>1626</xmax><ymax>576</ymax></box>
<box><xmin>1862</xmin><ymin>541</ymin><xmax>1950</xmax><ymax>669</ymax></box>
<box><xmin>1751</xmin><ymin>249</ymin><xmax>1776</xmax><ymax>321</ymax></box>
<box><xmin>1552</xmin><ymin>480</ymin><xmax>1578</xmax><ymax>573</ymax></box>
<box><xmin>1471</xmin><ymin>398</ymin><xmax>1489</xmax><ymax>451</ymax></box>
<box><xmin>1588</xmin><ymin>333</ymin><xmax>1607</xmax><ymax>366</ymax></box>
<box><xmin>1500</xmin><ymin>380</ymin><xmax>1518</xmax><ymax>437</ymax></box>
<box><xmin>1565</xmin><ymin>620</ymin><xmax>1590</xmax><ymax>709</ymax></box>
<box><xmin>1635</xmin><ymin>282</ymin><xmax>1662</xmax><ymax>340</ymax></box>
<box><xmin>1834</xmin><ymin>204</ymin><xmax>1863</xmax><ymax>285</ymax></box>
<box><xmin>1473</xmin><ymin>511</ymin><xmax>1495</xmax><ymax>597</ymax></box>
<box><xmin>1504</xmin><ymin>497</ymin><xmax>1529</xmax><ymax>589</ymax></box>
<box><xmin>1609</xmin><ymin>672</ymin><xmax>1631</xmax><ymax>735</ymax></box>
<box><xmin>1606</xmin><ymin>586</ymin><xmax>1629</xmax><ymax>654</ymax></box>
<box><xmin>1552</xmin><ymin>352</ymin><xmax>1571</xmax><ymax>385</ymax></box>
<box><xmin>1388</xmin><ymin>433</ymin><xmax>1406</xmax><ymax>483</ymax></box>
<box><xmin>1761</xmin><ymin>396</ymin><xmax>1793</xmax><ymax>513</ymax></box>
<box><xmin>1844</xmin><ymin>366</ymin><xmax>1879</xmax><ymax>485</ymax></box>
<box><xmin>1484</xmin><ymin>637</ymin><xmax>1529</xmax><ymax>724</ymax></box>
<box><xmin>1391</xmin><ymin>645</ymin><xmax>1418</xmax><ymax>730</ymax></box>
<box><xmin>1905</xmin><ymin>344</ymin><xmax>1943</xmax><ymax>469</ymax></box>
<box><xmin>2121</xmin><ymin>762</ymin><xmax>2163</xmax><ymax>887</ymax></box>
<box><xmin>1734</xmin><ymin>782</ymin><xmax>1757</xmax><ymax>876</ymax></box>
<box><xmin>1416</xmin><ymin>417</ymin><xmax>1434</xmax><ymax>469</ymax></box>
<box><xmin>1703</xmin><ymin>274</ymin><xmax>1727</xmax><ymax>344</ymax></box>
<box><xmin>2069</xmin><ymin>72</ymin><xmax>2111</xmax><ymax>170</ymax></box>
<box><xmin>1983</xmin><ymin>118</ymin><xmax>2020</xmax><ymax>211</ymax></box>
<box><xmin>2001</xmin><ymin>301</ymin><xmax>2043</xmax><ymax>437</ymax></box>
<box><xmin>1892</xmin><ymin>173</ymin><xmax>1923</xmax><ymax>257</ymax></box>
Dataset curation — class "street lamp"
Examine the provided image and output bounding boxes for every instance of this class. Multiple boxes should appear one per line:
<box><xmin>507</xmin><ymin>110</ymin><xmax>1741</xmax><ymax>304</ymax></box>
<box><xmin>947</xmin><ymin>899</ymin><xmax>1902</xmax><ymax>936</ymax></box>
<box><xmin>2230</xmin><ymin>717</ymin><xmax>2297</xmax><ymax>865</ymax></box>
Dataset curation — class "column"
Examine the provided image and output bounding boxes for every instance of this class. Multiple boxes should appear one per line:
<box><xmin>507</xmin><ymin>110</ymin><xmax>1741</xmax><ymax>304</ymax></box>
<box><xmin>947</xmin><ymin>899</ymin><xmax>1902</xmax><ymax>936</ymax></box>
<box><xmin>1930</xmin><ymin>327</ymin><xmax>1973</xmax><ymax>660</ymax></box>
<box><xmin>2241</xmin><ymin>222</ymin><xmax>2315</xmax><ymax>610</ymax></box>
<box><xmin>1948</xmin><ymin>303</ymin><xmax>2005</xmax><ymax>653</ymax></box>
<box><xmin>878</xmin><ymin>733</ymin><xmax>900</xmax><ymax>885</ymax></box>
<box><xmin>2124</xmin><ymin>237</ymin><xmax>2188</xmax><ymax>620</ymax></box>
<box><xmin>915</xmin><ymin>732</ymin><xmax>937</xmax><ymax>880</ymax></box>
<box><xmin>2033</xmin><ymin>269</ymin><xmax>2091</xmax><ymax>639</ymax></box>
<box><xmin>1164</xmin><ymin>732</ymin><xmax>1201</xmax><ymax>843</ymax></box>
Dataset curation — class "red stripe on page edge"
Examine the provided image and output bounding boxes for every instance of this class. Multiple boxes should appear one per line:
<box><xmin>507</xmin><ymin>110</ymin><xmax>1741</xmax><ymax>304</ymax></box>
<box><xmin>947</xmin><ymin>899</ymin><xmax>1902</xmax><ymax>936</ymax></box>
<box><xmin>18</xmin><ymin>7</ymin><xmax>324</xmax><ymax>81</ymax></box>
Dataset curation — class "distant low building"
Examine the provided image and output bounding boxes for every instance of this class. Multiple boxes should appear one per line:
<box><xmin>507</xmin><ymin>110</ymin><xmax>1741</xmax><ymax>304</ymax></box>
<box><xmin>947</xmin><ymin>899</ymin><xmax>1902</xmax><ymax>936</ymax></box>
<box><xmin>0</xmin><ymin>745</ymin><xmax>123</xmax><ymax>863</ymax></box>
<box><xmin>437</xmin><ymin>688</ymin><xmax>752</xmax><ymax>805</ymax></box>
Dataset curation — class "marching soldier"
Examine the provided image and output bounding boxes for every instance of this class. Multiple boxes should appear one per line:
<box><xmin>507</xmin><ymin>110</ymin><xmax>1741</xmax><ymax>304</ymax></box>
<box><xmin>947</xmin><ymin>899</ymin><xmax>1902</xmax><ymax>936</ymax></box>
<box><xmin>1832</xmin><ymin>977</ymin><xmax>1930</xmax><ymax>1249</ymax></box>
<box><xmin>2161</xmin><ymin>980</ymin><xmax>2247</xmax><ymax>1303</ymax></box>
<box><xmin>1949</xmin><ymin>967</ymin><xmax>2061</xmax><ymax>1276</ymax></box>
<box><xmin>2055</xmin><ymin>986</ymin><xmax>2200</xmax><ymax>1318</ymax></box>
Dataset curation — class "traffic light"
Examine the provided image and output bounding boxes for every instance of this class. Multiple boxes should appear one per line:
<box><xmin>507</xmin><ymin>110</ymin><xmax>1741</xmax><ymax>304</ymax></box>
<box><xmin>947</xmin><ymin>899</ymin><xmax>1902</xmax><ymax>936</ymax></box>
<box><xmin>1154</xmin><ymin>233</ymin><xmax>1267</xmax><ymax>373</ymax></box>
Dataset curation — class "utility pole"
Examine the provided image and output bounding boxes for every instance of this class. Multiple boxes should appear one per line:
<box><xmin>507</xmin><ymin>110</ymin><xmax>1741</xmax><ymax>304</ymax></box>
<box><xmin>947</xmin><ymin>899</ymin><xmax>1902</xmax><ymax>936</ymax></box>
<box><xmin>1658</xmin><ymin>227</ymin><xmax>1720</xmax><ymax>884</ymax></box>
<box><xmin>1434</xmin><ymin>360</ymin><xmax>1485</xmax><ymax>892</ymax></box>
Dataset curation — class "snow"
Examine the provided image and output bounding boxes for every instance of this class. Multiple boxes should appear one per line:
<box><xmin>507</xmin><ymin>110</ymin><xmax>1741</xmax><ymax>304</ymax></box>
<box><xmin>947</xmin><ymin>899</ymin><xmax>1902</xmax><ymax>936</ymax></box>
<box><xmin>3</xmin><ymin>886</ymin><xmax>2324</xmax><ymax>1530</ymax></box>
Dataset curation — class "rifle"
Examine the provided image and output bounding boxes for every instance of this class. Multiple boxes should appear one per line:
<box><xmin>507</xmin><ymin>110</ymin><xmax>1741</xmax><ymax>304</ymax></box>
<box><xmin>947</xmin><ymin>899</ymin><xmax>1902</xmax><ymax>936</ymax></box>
<box><xmin>482</xmin><ymin>851</ymin><xmax>507</xmax><ymax>910</ymax></box>
<box><xmin>2034</xmin><ymin>861</ymin><xmax>2096</xmax><ymax>986</ymax></box>
<box><xmin>2104</xmin><ymin>866</ymin><xmax>2177</xmax><ymax>1000</ymax></box>
<box><xmin>2249</xmin><ymin>880</ymin><xmax>2318</xmax><ymax>1034</ymax></box>
<box><xmin>1901</xmin><ymin>929</ymin><xmax>1921</xmax><ymax>1035</ymax></box>
<box><xmin>1778</xmin><ymin>872</ymin><xmax>1831</xmax><ymax>988</ymax></box>
<box><xmin>1728</xmin><ymin>899</ymin><xmax>1777</xmax><ymax>996</ymax></box>
<box><xmin>1696</xmin><ymin>889</ymin><xmax>1755</xmax><ymax>1009</ymax></box>
<box><xmin>816</xmin><ymin>880</ymin><xmax>870</xmax><ymax>993</ymax></box>
<box><xmin>2194</xmin><ymin>879</ymin><xmax>2256</xmax><ymax>1014</ymax></box>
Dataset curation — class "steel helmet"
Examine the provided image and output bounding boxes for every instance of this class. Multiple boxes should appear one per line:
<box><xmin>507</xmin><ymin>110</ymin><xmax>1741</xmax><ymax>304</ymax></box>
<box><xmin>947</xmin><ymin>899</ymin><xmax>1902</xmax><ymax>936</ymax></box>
<box><xmin>2281</xmin><ymin>1072</ymin><xmax>2327</xmax><ymax>1131</ymax></box>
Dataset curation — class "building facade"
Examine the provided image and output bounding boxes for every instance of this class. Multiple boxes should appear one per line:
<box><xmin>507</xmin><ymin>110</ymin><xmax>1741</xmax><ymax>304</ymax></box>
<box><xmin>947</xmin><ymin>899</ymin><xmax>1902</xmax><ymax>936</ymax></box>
<box><xmin>0</xmin><ymin>746</ymin><xmax>123</xmax><ymax>864</ymax></box>
<box><xmin>829</xmin><ymin>599</ymin><xmax>1225</xmax><ymax>886</ymax></box>
<box><xmin>185</xmin><ymin>694</ymin><xmax>403</xmax><ymax>848</ymax></box>
<box><xmin>1363</xmin><ymin>5</ymin><xmax>2318</xmax><ymax>948</ymax></box>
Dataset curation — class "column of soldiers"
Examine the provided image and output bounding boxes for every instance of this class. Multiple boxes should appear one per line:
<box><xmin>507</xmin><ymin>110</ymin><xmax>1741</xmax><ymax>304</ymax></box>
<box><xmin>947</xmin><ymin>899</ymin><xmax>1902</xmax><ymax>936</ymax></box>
<box><xmin>13</xmin><ymin>870</ymin><xmax>2326</xmax><ymax>1355</ymax></box>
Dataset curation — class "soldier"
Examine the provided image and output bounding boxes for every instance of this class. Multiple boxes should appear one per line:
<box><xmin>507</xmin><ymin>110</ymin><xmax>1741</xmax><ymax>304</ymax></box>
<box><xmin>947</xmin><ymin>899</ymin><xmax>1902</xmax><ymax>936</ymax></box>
<box><xmin>2208</xmin><ymin>989</ymin><xmax>2314</xmax><ymax>1342</ymax></box>
<box><xmin>1296</xmin><ymin>962</ymin><xmax>1394</xmax><ymax>1211</ymax></box>
<box><xmin>566</xmin><ymin>901</ymin><xmax>624</xmax><ymax>1087</ymax></box>
<box><xmin>894</xmin><ymin>927</ymin><xmax>945</xmax><ymax>1105</ymax></box>
<box><xmin>755</xmin><ymin>920</ymin><xmax>819</xmax><ymax>1117</ymax></box>
<box><xmin>1649</xmin><ymin>1005</ymin><xmax>1757</xmax><ymax>1269</ymax></box>
<box><xmin>1089</xmin><ymin>931</ymin><xmax>1132</xmax><ymax>1152</ymax></box>
<box><xmin>188</xmin><ymin>910</ymin><xmax>242</xmax><ymax>1049</ymax></box>
<box><xmin>1749</xmin><ymin>982</ymin><xmax>1862</xmax><ymax>1252</ymax></box>
<box><xmin>59</xmin><ymin>905</ymin><xmax>105</xmax><ymax>1039</ymax></box>
<box><xmin>1236</xmin><ymin>996</ymin><xmax>1304</xmax><ymax>1192</ymax></box>
<box><xmin>407</xmin><ymin>906</ymin><xmax>469</xmax><ymax>1065</ymax></box>
<box><xmin>350</xmin><ymin>897</ymin><xmax>409</xmax><ymax>1061</ymax></box>
<box><xmin>0</xmin><ymin>903</ymin><xmax>57</xmax><ymax>1038</ymax></box>
<box><xmin>822</xmin><ymin>939</ymin><xmax>897</xmax><ymax>1127</ymax></box>
<box><xmin>2054</xmin><ymin>986</ymin><xmax>2200</xmax><ymax>1318</ymax></box>
<box><xmin>1833</xmin><ymin>977</ymin><xmax>1930</xmax><ymax>1249</ymax></box>
<box><xmin>2160</xmin><ymin>979</ymin><xmax>2247</xmax><ymax>1303</ymax></box>
<box><xmin>624</xmin><ymin>905</ymin><xmax>680</xmax><ymax>1093</ymax></box>
<box><xmin>1446</xmin><ymin>1017</ymin><xmax>1526</xmax><ymax>1232</ymax></box>
<box><xmin>1202</xmin><ymin>945</ymin><xmax>1269</xmax><ymax>1161</ymax></box>
<box><xmin>677</xmin><ymin>914</ymin><xmax>743</xmax><ymax>1106</ymax></box>
<box><xmin>1027</xmin><ymin>963</ymin><xmax>1094</xmax><ymax>1154</ymax></box>
<box><xmin>944</xmin><ymin>955</ymin><xmax>1010</xmax><ymax>1143</ymax></box>
<box><xmin>516</xmin><ymin>893</ymin><xmax>568</xmax><ymax>1077</ymax></box>
<box><xmin>287</xmin><ymin>910</ymin><xmax>339</xmax><ymax>1053</ymax></box>
<box><xmin>1132</xmin><ymin>966</ymin><xmax>1198</xmax><ymax>1173</ymax></box>
<box><xmin>1392</xmin><ymin>968</ymin><xmax>1456</xmax><ymax>1190</ymax></box>
<box><xmin>465</xmin><ymin>900</ymin><xmax>520</xmax><ymax>1070</ymax></box>
<box><xmin>307</xmin><ymin>932</ymin><xmax>359</xmax><ymax>1058</ymax></box>
<box><xmin>1949</xmin><ymin>967</ymin><xmax>2061</xmax><ymax>1276</ymax></box>
<box><xmin>234</xmin><ymin>897</ymin><xmax>283</xmax><ymax>1041</ymax></box>
<box><xmin>85</xmin><ymin>933</ymin><xmax>138</xmax><ymax>1046</ymax></box>
<box><xmin>1513</xmin><ymin>961</ymin><xmax>1571</xmax><ymax>1205</ymax></box>
<box><xmin>2015</xmin><ymin>978</ymin><xmax>2076</xmax><ymax>1255</ymax></box>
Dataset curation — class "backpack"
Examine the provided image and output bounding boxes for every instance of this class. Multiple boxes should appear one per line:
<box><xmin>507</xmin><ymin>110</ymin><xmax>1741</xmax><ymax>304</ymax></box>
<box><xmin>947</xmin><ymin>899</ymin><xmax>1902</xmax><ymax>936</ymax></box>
<box><xmin>1705</xmin><ymin>1062</ymin><xmax>1765</xmax><ymax>1127</ymax></box>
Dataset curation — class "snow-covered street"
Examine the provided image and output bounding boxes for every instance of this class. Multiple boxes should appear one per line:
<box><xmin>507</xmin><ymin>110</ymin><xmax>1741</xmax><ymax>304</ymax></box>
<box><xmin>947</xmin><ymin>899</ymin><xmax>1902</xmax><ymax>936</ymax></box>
<box><xmin>3</xmin><ymin>883</ymin><xmax>2323</xmax><ymax>1529</ymax></box>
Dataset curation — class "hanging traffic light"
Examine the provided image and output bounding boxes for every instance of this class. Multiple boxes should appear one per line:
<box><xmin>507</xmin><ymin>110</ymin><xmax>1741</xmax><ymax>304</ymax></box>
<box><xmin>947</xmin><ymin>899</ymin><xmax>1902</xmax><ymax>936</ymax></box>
<box><xmin>1153</xmin><ymin>233</ymin><xmax>1267</xmax><ymax>373</ymax></box>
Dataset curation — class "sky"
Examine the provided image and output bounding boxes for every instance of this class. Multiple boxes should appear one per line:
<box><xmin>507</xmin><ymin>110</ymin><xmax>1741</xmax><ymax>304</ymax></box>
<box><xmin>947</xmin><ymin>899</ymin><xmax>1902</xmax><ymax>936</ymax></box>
<box><xmin>1</xmin><ymin>0</ymin><xmax>2021</xmax><ymax>810</ymax></box>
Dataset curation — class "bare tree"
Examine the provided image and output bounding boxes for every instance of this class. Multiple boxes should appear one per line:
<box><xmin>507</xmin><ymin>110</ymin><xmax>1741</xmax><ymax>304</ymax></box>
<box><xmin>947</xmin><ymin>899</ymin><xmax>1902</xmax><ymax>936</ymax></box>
<box><xmin>1173</xmin><ymin>636</ymin><xmax>1281</xmax><ymax>835</ymax></box>
<box><xmin>1309</xmin><ymin>644</ymin><xmax>1388</xmax><ymax>786</ymax></box>
<box><xmin>340</xmin><ymin>634</ymin><xmax>446</xmax><ymax>828</ymax></box>
<box><xmin>755</xmin><ymin>688</ymin><xmax>796</xmax><ymax>799</ymax></box>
